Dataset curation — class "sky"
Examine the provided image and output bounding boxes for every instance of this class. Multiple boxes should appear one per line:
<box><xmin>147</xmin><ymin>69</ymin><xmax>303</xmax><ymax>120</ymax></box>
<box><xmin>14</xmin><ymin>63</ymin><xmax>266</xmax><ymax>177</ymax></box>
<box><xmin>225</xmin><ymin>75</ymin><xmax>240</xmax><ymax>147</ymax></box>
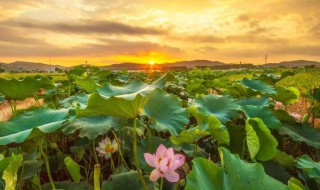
<box><xmin>0</xmin><ymin>0</ymin><xmax>319</xmax><ymax>66</ymax></box>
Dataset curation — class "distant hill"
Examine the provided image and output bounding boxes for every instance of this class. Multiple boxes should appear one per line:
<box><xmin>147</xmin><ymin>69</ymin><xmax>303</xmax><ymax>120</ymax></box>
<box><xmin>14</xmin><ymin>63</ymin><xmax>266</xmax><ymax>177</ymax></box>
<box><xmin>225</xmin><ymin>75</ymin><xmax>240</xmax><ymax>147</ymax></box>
<box><xmin>264</xmin><ymin>60</ymin><xmax>320</xmax><ymax>68</ymax></box>
<box><xmin>101</xmin><ymin>62</ymin><xmax>162</xmax><ymax>70</ymax></box>
<box><xmin>102</xmin><ymin>60</ymin><xmax>225</xmax><ymax>70</ymax></box>
<box><xmin>0</xmin><ymin>61</ymin><xmax>67</xmax><ymax>72</ymax></box>
<box><xmin>164</xmin><ymin>60</ymin><xmax>225</xmax><ymax>68</ymax></box>
<box><xmin>0</xmin><ymin>59</ymin><xmax>319</xmax><ymax>72</ymax></box>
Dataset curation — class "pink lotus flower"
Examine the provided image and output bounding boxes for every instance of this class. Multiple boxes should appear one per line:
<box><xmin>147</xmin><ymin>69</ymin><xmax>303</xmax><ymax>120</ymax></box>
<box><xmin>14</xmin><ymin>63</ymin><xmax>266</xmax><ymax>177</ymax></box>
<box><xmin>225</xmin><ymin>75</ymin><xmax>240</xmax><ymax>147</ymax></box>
<box><xmin>144</xmin><ymin>144</ymin><xmax>185</xmax><ymax>182</ymax></box>
<box><xmin>95</xmin><ymin>137</ymin><xmax>118</xmax><ymax>160</ymax></box>
<box><xmin>275</xmin><ymin>101</ymin><xmax>284</xmax><ymax>110</ymax></box>
<box><xmin>289</xmin><ymin>113</ymin><xmax>302</xmax><ymax>122</ymax></box>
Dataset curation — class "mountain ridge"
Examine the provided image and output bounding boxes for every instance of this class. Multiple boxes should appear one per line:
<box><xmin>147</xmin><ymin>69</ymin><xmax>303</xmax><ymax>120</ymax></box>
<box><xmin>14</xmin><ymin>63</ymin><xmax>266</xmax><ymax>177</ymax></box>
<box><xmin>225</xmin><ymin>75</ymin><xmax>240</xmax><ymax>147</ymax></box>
<box><xmin>0</xmin><ymin>59</ymin><xmax>319</xmax><ymax>72</ymax></box>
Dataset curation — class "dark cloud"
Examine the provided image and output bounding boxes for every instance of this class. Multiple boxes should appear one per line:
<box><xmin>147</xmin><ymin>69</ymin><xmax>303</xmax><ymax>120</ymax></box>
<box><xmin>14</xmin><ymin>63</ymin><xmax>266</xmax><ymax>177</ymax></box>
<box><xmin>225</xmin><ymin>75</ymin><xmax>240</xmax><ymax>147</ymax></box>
<box><xmin>0</xmin><ymin>38</ymin><xmax>182</xmax><ymax>58</ymax></box>
<box><xmin>0</xmin><ymin>26</ymin><xmax>45</xmax><ymax>44</ymax></box>
<box><xmin>183</xmin><ymin>27</ymin><xmax>285</xmax><ymax>45</ymax></box>
<box><xmin>10</xmin><ymin>20</ymin><xmax>167</xmax><ymax>35</ymax></box>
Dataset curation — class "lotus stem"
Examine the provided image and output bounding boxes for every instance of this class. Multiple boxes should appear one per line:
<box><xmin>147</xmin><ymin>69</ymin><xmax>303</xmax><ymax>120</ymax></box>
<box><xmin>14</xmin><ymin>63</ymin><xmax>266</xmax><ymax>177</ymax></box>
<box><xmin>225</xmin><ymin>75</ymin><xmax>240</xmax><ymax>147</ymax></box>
<box><xmin>133</xmin><ymin>118</ymin><xmax>147</xmax><ymax>190</ymax></box>
<box><xmin>110</xmin><ymin>155</ymin><xmax>115</xmax><ymax>172</ymax></box>
<box><xmin>147</xmin><ymin>120</ymin><xmax>152</xmax><ymax>153</ymax></box>
<box><xmin>94</xmin><ymin>164</ymin><xmax>100</xmax><ymax>190</ymax></box>
<box><xmin>242</xmin><ymin>138</ymin><xmax>247</xmax><ymax>160</ymax></box>
<box><xmin>174</xmin><ymin>181</ymin><xmax>180</xmax><ymax>190</ymax></box>
<box><xmin>39</xmin><ymin>139</ymin><xmax>56</xmax><ymax>189</ymax></box>
<box><xmin>110</xmin><ymin>129</ymin><xmax>129</xmax><ymax>170</ymax></box>
<box><xmin>193</xmin><ymin>142</ymin><xmax>198</xmax><ymax>158</ymax></box>
<box><xmin>92</xmin><ymin>141</ymin><xmax>99</xmax><ymax>164</ymax></box>
<box><xmin>159</xmin><ymin>177</ymin><xmax>164</xmax><ymax>190</ymax></box>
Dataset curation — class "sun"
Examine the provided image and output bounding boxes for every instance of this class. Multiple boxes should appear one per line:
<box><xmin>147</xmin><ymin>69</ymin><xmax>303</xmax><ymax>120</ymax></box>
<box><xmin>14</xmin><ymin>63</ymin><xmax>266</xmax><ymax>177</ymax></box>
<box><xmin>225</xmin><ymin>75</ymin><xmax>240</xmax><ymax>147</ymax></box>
<box><xmin>149</xmin><ymin>60</ymin><xmax>155</xmax><ymax>65</ymax></box>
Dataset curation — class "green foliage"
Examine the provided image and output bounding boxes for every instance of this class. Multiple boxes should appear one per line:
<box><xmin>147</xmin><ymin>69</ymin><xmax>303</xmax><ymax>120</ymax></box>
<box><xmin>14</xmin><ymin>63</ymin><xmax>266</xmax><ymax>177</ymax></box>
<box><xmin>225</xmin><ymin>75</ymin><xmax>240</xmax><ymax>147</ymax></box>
<box><xmin>76</xmin><ymin>73</ymin><xmax>168</xmax><ymax>119</ymax></box>
<box><xmin>240</xmin><ymin>78</ymin><xmax>276</xmax><ymax>94</ymax></box>
<box><xmin>72</xmin><ymin>75</ymin><xmax>99</xmax><ymax>93</ymax></box>
<box><xmin>242</xmin><ymin>105</ymin><xmax>281</xmax><ymax>129</ymax></box>
<box><xmin>297</xmin><ymin>155</ymin><xmax>320</xmax><ymax>181</ymax></box>
<box><xmin>245</xmin><ymin>118</ymin><xmax>278</xmax><ymax>161</ymax></box>
<box><xmin>142</xmin><ymin>89</ymin><xmax>189</xmax><ymax>135</ymax></box>
<box><xmin>192</xmin><ymin>94</ymin><xmax>238</xmax><ymax>123</ymax></box>
<box><xmin>185</xmin><ymin>148</ymin><xmax>290</xmax><ymax>190</ymax></box>
<box><xmin>64</xmin><ymin>156</ymin><xmax>82</xmax><ymax>182</ymax></box>
<box><xmin>170</xmin><ymin>129</ymin><xmax>209</xmax><ymax>145</ymax></box>
<box><xmin>0</xmin><ymin>108</ymin><xmax>68</xmax><ymax>145</ymax></box>
<box><xmin>2</xmin><ymin>154</ymin><xmax>23</xmax><ymax>190</ymax></box>
<box><xmin>185</xmin><ymin>158</ymin><xmax>225</xmax><ymax>190</ymax></box>
<box><xmin>63</xmin><ymin>116</ymin><xmax>118</xmax><ymax>140</ymax></box>
<box><xmin>0</xmin><ymin>76</ymin><xmax>54</xmax><ymax>100</ymax></box>
<box><xmin>0</xmin><ymin>68</ymin><xmax>319</xmax><ymax>189</ymax></box>
<box><xmin>102</xmin><ymin>170</ymin><xmax>153</xmax><ymax>190</ymax></box>
<box><xmin>274</xmin><ymin>87</ymin><xmax>300</xmax><ymax>105</ymax></box>
<box><xmin>279</xmin><ymin>124</ymin><xmax>320</xmax><ymax>149</ymax></box>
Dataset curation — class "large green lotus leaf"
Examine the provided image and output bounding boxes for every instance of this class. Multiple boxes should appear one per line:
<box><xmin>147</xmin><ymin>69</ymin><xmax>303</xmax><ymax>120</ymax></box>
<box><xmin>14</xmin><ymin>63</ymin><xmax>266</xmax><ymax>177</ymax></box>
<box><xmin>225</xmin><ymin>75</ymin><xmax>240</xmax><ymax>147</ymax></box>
<box><xmin>192</xmin><ymin>94</ymin><xmax>238</xmax><ymax>123</ymax></box>
<box><xmin>186</xmin><ymin>148</ymin><xmax>290</xmax><ymax>190</ymax></box>
<box><xmin>102</xmin><ymin>170</ymin><xmax>153</xmax><ymax>190</ymax></box>
<box><xmin>240</xmin><ymin>78</ymin><xmax>276</xmax><ymax>94</ymax></box>
<box><xmin>278</xmin><ymin>124</ymin><xmax>320</xmax><ymax>149</ymax></box>
<box><xmin>76</xmin><ymin>73</ymin><xmax>168</xmax><ymax>119</ymax></box>
<box><xmin>227</xmin><ymin>124</ymin><xmax>246</xmax><ymax>155</ymax></box>
<box><xmin>224</xmin><ymin>83</ymin><xmax>249</xmax><ymax>97</ymax></box>
<box><xmin>246</xmin><ymin>118</ymin><xmax>278</xmax><ymax>161</ymax></box>
<box><xmin>272</xmin><ymin>110</ymin><xmax>297</xmax><ymax>124</ymax></box>
<box><xmin>2</xmin><ymin>154</ymin><xmax>23</xmax><ymax>190</ymax></box>
<box><xmin>297</xmin><ymin>155</ymin><xmax>320</xmax><ymax>180</ymax></box>
<box><xmin>219</xmin><ymin>148</ymin><xmax>289</xmax><ymax>190</ymax></box>
<box><xmin>274</xmin><ymin>87</ymin><xmax>300</xmax><ymax>105</ymax></box>
<box><xmin>60</xmin><ymin>93</ymin><xmax>89</xmax><ymax>109</ymax></box>
<box><xmin>0</xmin><ymin>108</ymin><xmax>68</xmax><ymax>145</ymax></box>
<box><xmin>170</xmin><ymin>128</ymin><xmax>209</xmax><ymax>145</ymax></box>
<box><xmin>63</xmin><ymin>116</ymin><xmax>117</xmax><ymax>140</ymax></box>
<box><xmin>185</xmin><ymin>157</ymin><xmax>227</xmax><ymax>190</ymax></box>
<box><xmin>273</xmin><ymin>150</ymin><xmax>296</xmax><ymax>169</ymax></box>
<box><xmin>245</xmin><ymin>119</ymin><xmax>260</xmax><ymax>160</ymax></box>
<box><xmin>187</xmin><ymin>78</ymin><xmax>204</xmax><ymax>91</ymax></box>
<box><xmin>141</xmin><ymin>89</ymin><xmax>189</xmax><ymax>135</ymax></box>
<box><xmin>261</xmin><ymin>160</ymin><xmax>291</xmax><ymax>184</ymax></box>
<box><xmin>65</xmin><ymin>67</ymin><xmax>87</xmax><ymax>79</ymax></box>
<box><xmin>188</xmin><ymin>106</ymin><xmax>230</xmax><ymax>145</ymax></box>
<box><xmin>242</xmin><ymin>105</ymin><xmax>281</xmax><ymax>129</ymax></box>
<box><xmin>238</xmin><ymin>97</ymin><xmax>271</xmax><ymax>107</ymax></box>
<box><xmin>72</xmin><ymin>75</ymin><xmax>99</xmax><ymax>93</ymax></box>
<box><xmin>0</xmin><ymin>76</ymin><xmax>54</xmax><ymax>100</ymax></box>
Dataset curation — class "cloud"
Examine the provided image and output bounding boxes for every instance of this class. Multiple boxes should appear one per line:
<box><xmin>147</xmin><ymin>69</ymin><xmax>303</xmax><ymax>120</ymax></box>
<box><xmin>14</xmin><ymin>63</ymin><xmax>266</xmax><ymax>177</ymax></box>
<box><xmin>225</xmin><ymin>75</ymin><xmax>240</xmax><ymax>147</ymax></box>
<box><xmin>10</xmin><ymin>20</ymin><xmax>167</xmax><ymax>35</ymax></box>
<box><xmin>310</xmin><ymin>22</ymin><xmax>320</xmax><ymax>35</ymax></box>
<box><xmin>0</xmin><ymin>26</ymin><xmax>45</xmax><ymax>44</ymax></box>
<box><xmin>0</xmin><ymin>38</ymin><xmax>182</xmax><ymax>58</ymax></box>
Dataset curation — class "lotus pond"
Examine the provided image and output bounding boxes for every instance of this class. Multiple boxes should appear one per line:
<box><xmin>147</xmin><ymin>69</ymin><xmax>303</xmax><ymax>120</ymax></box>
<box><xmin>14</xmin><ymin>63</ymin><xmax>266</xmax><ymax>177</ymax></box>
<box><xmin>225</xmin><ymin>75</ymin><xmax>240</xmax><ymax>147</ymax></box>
<box><xmin>0</xmin><ymin>67</ymin><xmax>320</xmax><ymax>190</ymax></box>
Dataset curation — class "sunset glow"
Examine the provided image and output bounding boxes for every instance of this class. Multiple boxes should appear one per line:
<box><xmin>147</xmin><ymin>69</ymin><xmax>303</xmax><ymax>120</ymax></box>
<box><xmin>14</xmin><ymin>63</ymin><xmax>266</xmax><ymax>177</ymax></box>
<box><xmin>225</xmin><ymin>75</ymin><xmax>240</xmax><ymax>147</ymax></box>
<box><xmin>0</xmin><ymin>0</ymin><xmax>319</xmax><ymax>66</ymax></box>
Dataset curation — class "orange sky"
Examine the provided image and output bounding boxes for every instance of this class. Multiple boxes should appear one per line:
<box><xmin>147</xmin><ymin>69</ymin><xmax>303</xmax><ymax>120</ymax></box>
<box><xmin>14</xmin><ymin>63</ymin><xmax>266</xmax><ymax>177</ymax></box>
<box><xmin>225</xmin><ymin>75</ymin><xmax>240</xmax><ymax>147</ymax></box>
<box><xmin>0</xmin><ymin>0</ymin><xmax>319</xmax><ymax>66</ymax></box>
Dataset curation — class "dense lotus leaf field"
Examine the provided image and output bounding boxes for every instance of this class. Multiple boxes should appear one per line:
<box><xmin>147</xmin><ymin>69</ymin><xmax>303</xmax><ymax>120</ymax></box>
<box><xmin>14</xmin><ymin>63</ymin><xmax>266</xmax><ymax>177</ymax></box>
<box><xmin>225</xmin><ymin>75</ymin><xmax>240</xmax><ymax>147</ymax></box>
<box><xmin>0</xmin><ymin>67</ymin><xmax>320</xmax><ymax>190</ymax></box>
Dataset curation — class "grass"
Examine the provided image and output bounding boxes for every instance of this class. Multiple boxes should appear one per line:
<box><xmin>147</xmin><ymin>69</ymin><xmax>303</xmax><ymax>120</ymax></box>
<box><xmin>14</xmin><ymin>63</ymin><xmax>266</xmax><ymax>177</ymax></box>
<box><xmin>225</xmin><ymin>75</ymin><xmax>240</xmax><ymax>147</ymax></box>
<box><xmin>0</xmin><ymin>72</ymin><xmax>68</xmax><ymax>81</ymax></box>
<box><xmin>277</xmin><ymin>70</ymin><xmax>320</xmax><ymax>95</ymax></box>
